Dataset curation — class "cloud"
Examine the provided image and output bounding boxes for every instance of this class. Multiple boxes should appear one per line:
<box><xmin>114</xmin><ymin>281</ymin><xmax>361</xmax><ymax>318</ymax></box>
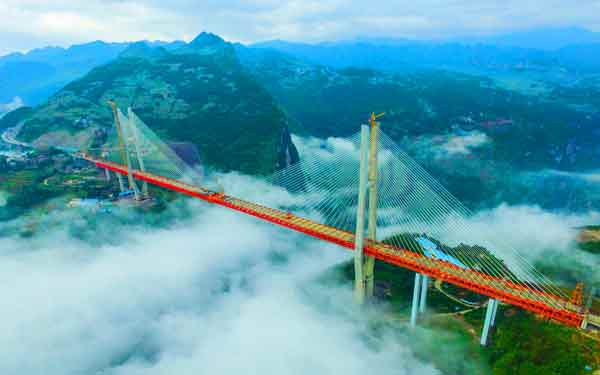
<box><xmin>438</xmin><ymin>131</ymin><xmax>490</xmax><ymax>156</ymax></box>
<box><xmin>2</xmin><ymin>1</ymin><xmax>600</xmax><ymax>55</ymax></box>
<box><xmin>293</xmin><ymin>134</ymin><xmax>361</xmax><ymax>162</ymax></box>
<box><xmin>459</xmin><ymin>204</ymin><xmax>597</xmax><ymax>255</ymax></box>
<box><xmin>0</xmin><ymin>96</ymin><xmax>24</xmax><ymax>114</ymax></box>
<box><xmin>405</xmin><ymin>131</ymin><xmax>491</xmax><ymax>162</ymax></box>
<box><xmin>545</xmin><ymin>169</ymin><xmax>600</xmax><ymax>183</ymax></box>
<box><xmin>0</xmin><ymin>177</ymin><xmax>443</xmax><ymax>374</ymax></box>
<box><xmin>433</xmin><ymin>204</ymin><xmax>600</xmax><ymax>284</ymax></box>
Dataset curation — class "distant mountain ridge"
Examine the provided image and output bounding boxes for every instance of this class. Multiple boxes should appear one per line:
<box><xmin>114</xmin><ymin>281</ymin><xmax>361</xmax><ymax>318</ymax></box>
<box><xmin>255</xmin><ymin>27</ymin><xmax>600</xmax><ymax>51</ymax></box>
<box><xmin>0</xmin><ymin>41</ymin><xmax>129</xmax><ymax>107</ymax></box>
<box><xmin>3</xmin><ymin>27</ymin><xmax>600</xmax><ymax>114</ymax></box>
<box><xmin>252</xmin><ymin>27</ymin><xmax>600</xmax><ymax>74</ymax></box>
<box><xmin>451</xmin><ymin>27</ymin><xmax>600</xmax><ymax>50</ymax></box>
<box><xmin>0</xmin><ymin>39</ymin><xmax>185</xmax><ymax>111</ymax></box>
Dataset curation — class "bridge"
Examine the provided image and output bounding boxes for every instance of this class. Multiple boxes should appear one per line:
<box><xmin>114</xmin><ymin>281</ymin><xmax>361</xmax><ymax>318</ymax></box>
<box><xmin>75</xmin><ymin>104</ymin><xmax>597</xmax><ymax>345</ymax></box>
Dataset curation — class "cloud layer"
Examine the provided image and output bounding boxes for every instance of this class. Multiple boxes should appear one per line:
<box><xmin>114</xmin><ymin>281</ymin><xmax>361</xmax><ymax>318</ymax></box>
<box><xmin>0</xmin><ymin>188</ymin><xmax>442</xmax><ymax>374</ymax></box>
<box><xmin>2</xmin><ymin>1</ymin><xmax>600</xmax><ymax>55</ymax></box>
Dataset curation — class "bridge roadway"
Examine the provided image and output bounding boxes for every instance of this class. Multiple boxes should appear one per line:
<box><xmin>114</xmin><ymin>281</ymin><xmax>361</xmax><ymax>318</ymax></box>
<box><xmin>86</xmin><ymin>156</ymin><xmax>585</xmax><ymax>328</ymax></box>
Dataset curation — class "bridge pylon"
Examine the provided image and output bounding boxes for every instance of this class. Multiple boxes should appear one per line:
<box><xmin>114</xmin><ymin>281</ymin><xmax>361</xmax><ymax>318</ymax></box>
<box><xmin>354</xmin><ymin>113</ymin><xmax>384</xmax><ymax>304</ymax></box>
<box><xmin>364</xmin><ymin>112</ymin><xmax>382</xmax><ymax>299</ymax></box>
<box><xmin>127</xmin><ymin>107</ymin><xmax>149</xmax><ymax>198</ymax></box>
<box><xmin>108</xmin><ymin>101</ymin><xmax>140</xmax><ymax>200</ymax></box>
<box><xmin>353</xmin><ymin>124</ymin><xmax>369</xmax><ymax>304</ymax></box>
<box><xmin>419</xmin><ymin>275</ymin><xmax>429</xmax><ymax>313</ymax></box>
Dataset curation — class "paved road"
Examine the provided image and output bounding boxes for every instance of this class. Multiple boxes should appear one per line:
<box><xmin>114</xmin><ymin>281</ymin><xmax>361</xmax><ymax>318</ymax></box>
<box><xmin>1</xmin><ymin>125</ymin><xmax>30</xmax><ymax>148</ymax></box>
<box><xmin>434</xmin><ymin>279</ymin><xmax>485</xmax><ymax>308</ymax></box>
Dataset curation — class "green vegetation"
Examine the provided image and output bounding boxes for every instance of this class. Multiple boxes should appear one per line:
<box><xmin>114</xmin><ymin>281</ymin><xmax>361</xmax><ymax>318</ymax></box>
<box><xmin>327</xmin><ymin>256</ymin><xmax>599</xmax><ymax>375</ymax></box>
<box><xmin>0</xmin><ymin>150</ymin><xmax>111</xmax><ymax>218</ymax></box>
<box><xmin>579</xmin><ymin>241</ymin><xmax>600</xmax><ymax>254</ymax></box>
<box><xmin>583</xmin><ymin>225</ymin><xmax>600</xmax><ymax>230</ymax></box>
<box><xmin>0</xmin><ymin>166</ymin><xmax>63</xmax><ymax>219</ymax></box>
<box><xmin>250</xmin><ymin>60</ymin><xmax>598</xmax><ymax>169</ymax></box>
<box><xmin>483</xmin><ymin>310</ymin><xmax>598</xmax><ymax>375</ymax></box>
<box><xmin>15</xmin><ymin>40</ymin><xmax>299</xmax><ymax>176</ymax></box>
<box><xmin>0</xmin><ymin>106</ymin><xmax>33</xmax><ymax>130</ymax></box>
<box><xmin>576</xmin><ymin>226</ymin><xmax>600</xmax><ymax>255</ymax></box>
<box><xmin>244</xmin><ymin>55</ymin><xmax>600</xmax><ymax>210</ymax></box>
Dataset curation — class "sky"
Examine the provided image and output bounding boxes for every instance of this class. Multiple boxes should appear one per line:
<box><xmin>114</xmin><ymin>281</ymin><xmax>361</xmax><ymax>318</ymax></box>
<box><xmin>2</xmin><ymin>0</ymin><xmax>600</xmax><ymax>55</ymax></box>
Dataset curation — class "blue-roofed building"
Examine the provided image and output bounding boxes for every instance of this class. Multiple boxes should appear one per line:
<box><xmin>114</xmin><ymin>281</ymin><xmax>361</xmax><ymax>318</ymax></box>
<box><xmin>416</xmin><ymin>236</ymin><xmax>469</xmax><ymax>269</ymax></box>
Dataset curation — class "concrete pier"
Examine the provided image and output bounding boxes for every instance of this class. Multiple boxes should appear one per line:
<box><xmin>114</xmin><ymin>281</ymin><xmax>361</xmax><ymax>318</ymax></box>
<box><xmin>490</xmin><ymin>299</ymin><xmax>499</xmax><ymax>327</ymax></box>
<box><xmin>411</xmin><ymin>273</ymin><xmax>422</xmax><ymax>327</ymax></box>
<box><xmin>117</xmin><ymin>173</ymin><xmax>125</xmax><ymax>192</ymax></box>
<box><xmin>419</xmin><ymin>275</ymin><xmax>429</xmax><ymax>313</ymax></box>
<box><xmin>480</xmin><ymin>299</ymin><xmax>497</xmax><ymax>346</ymax></box>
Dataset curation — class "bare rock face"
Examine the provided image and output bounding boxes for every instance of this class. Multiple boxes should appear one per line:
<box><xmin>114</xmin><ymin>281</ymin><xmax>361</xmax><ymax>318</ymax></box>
<box><xmin>276</xmin><ymin>123</ymin><xmax>300</xmax><ymax>170</ymax></box>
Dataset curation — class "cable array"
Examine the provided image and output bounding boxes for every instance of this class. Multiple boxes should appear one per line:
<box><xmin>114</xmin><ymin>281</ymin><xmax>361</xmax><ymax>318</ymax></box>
<box><xmin>91</xmin><ymin>109</ymin><xmax>203</xmax><ymax>185</ymax></box>
<box><xmin>86</xmin><ymin>109</ymin><xmax>568</xmax><ymax>306</ymax></box>
<box><xmin>256</xmin><ymin>129</ymin><xmax>568</xmax><ymax>305</ymax></box>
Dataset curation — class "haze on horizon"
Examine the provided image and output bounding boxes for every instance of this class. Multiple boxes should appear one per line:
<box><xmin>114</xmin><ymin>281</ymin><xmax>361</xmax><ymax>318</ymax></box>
<box><xmin>2</xmin><ymin>0</ymin><xmax>600</xmax><ymax>56</ymax></box>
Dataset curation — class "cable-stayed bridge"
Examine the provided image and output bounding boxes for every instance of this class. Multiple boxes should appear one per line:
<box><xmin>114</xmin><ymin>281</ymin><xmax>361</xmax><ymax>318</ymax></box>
<box><xmin>75</xmin><ymin>105</ymin><xmax>597</xmax><ymax>345</ymax></box>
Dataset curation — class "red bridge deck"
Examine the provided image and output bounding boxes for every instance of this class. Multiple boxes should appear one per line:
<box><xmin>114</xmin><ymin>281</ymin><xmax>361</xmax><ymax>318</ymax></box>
<box><xmin>87</xmin><ymin>156</ymin><xmax>585</xmax><ymax>328</ymax></box>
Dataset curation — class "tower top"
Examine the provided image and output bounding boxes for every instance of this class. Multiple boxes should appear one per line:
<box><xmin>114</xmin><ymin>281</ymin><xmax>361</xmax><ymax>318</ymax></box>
<box><xmin>369</xmin><ymin>112</ymin><xmax>385</xmax><ymax>128</ymax></box>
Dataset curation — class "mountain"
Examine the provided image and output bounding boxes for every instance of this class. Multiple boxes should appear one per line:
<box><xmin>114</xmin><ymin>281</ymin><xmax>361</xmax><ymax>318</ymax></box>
<box><xmin>4</xmin><ymin>28</ymin><xmax>600</xmax><ymax>117</ymax></box>
<box><xmin>0</xmin><ymin>39</ymin><xmax>189</xmax><ymax>113</ymax></box>
<box><xmin>9</xmin><ymin>33</ymin><xmax>299</xmax><ymax>175</ymax></box>
<box><xmin>252</xmin><ymin>36</ymin><xmax>600</xmax><ymax>74</ymax></box>
<box><xmin>0</xmin><ymin>41</ymin><xmax>129</xmax><ymax>109</ymax></box>
<box><xmin>238</xmin><ymin>46</ymin><xmax>600</xmax><ymax>210</ymax></box>
<box><xmin>453</xmin><ymin>27</ymin><xmax>600</xmax><ymax>51</ymax></box>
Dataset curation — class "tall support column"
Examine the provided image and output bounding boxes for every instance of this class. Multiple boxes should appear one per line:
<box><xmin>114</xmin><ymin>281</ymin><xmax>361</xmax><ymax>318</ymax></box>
<box><xmin>490</xmin><ymin>299</ymin><xmax>499</xmax><ymax>327</ymax></box>
<box><xmin>353</xmin><ymin>125</ymin><xmax>370</xmax><ymax>304</ymax></box>
<box><xmin>104</xmin><ymin>168</ymin><xmax>111</xmax><ymax>182</ymax></box>
<box><xmin>419</xmin><ymin>275</ymin><xmax>429</xmax><ymax>313</ymax></box>
<box><xmin>109</xmin><ymin>101</ymin><xmax>139</xmax><ymax>200</ymax></box>
<box><xmin>128</xmin><ymin>107</ymin><xmax>149</xmax><ymax>198</ymax></box>
<box><xmin>410</xmin><ymin>273</ymin><xmax>422</xmax><ymax>327</ymax></box>
<box><xmin>480</xmin><ymin>299</ymin><xmax>496</xmax><ymax>346</ymax></box>
<box><xmin>116</xmin><ymin>173</ymin><xmax>125</xmax><ymax>192</ymax></box>
<box><xmin>364</xmin><ymin>114</ymin><xmax>381</xmax><ymax>299</ymax></box>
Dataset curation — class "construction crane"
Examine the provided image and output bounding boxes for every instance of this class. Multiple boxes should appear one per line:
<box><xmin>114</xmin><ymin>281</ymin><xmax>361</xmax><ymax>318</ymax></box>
<box><xmin>369</xmin><ymin>112</ymin><xmax>385</xmax><ymax>128</ymax></box>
